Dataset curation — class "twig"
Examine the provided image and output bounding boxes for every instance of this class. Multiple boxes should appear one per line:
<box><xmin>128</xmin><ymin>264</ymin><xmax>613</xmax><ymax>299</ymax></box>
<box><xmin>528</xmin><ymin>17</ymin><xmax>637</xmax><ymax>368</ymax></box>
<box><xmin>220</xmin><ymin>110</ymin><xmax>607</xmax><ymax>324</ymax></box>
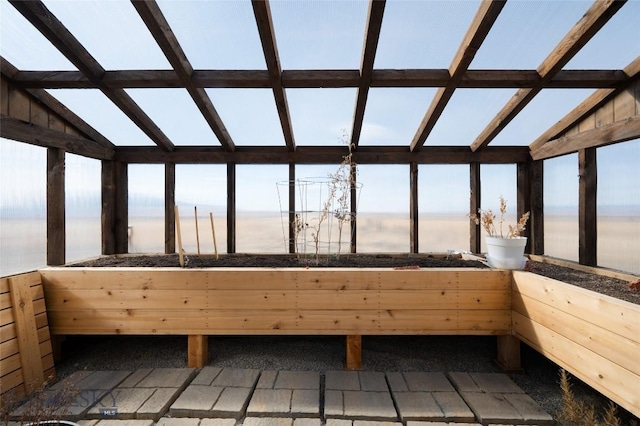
<box><xmin>209</xmin><ymin>212</ymin><xmax>219</xmax><ymax>260</ymax></box>
<box><xmin>194</xmin><ymin>205</ymin><xmax>201</xmax><ymax>255</ymax></box>
<box><xmin>175</xmin><ymin>205</ymin><xmax>184</xmax><ymax>267</ymax></box>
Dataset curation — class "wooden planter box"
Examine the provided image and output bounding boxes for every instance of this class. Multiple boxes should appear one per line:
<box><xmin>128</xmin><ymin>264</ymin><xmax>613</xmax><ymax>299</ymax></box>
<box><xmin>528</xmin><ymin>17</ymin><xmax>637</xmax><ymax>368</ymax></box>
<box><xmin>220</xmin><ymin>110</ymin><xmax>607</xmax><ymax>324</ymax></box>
<box><xmin>512</xmin><ymin>271</ymin><xmax>640</xmax><ymax>417</ymax></box>
<box><xmin>39</xmin><ymin>267</ymin><xmax>514</xmax><ymax>369</ymax></box>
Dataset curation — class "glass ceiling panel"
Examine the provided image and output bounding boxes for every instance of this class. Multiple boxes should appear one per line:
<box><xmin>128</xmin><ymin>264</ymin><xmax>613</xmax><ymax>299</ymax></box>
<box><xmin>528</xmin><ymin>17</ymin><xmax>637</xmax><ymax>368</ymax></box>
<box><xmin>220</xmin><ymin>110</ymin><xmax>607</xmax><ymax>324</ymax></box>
<box><xmin>126</xmin><ymin>89</ymin><xmax>219</xmax><ymax>146</ymax></box>
<box><xmin>286</xmin><ymin>88</ymin><xmax>357</xmax><ymax>146</ymax></box>
<box><xmin>46</xmin><ymin>89</ymin><xmax>154</xmax><ymax>146</ymax></box>
<box><xmin>205</xmin><ymin>89</ymin><xmax>284</xmax><ymax>146</ymax></box>
<box><xmin>426</xmin><ymin>89</ymin><xmax>517</xmax><ymax>146</ymax></box>
<box><xmin>42</xmin><ymin>0</ymin><xmax>171</xmax><ymax>70</ymax></box>
<box><xmin>471</xmin><ymin>1</ymin><xmax>591</xmax><ymax>69</ymax></box>
<box><xmin>360</xmin><ymin>88</ymin><xmax>436</xmax><ymax>147</ymax></box>
<box><xmin>491</xmin><ymin>88</ymin><xmax>596</xmax><ymax>146</ymax></box>
<box><xmin>157</xmin><ymin>0</ymin><xmax>266</xmax><ymax>70</ymax></box>
<box><xmin>375</xmin><ymin>0</ymin><xmax>479</xmax><ymax>69</ymax></box>
<box><xmin>565</xmin><ymin>1</ymin><xmax>640</xmax><ymax>69</ymax></box>
<box><xmin>270</xmin><ymin>1</ymin><xmax>368</xmax><ymax>70</ymax></box>
<box><xmin>0</xmin><ymin>0</ymin><xmax>76</xmax><ymax>70</ymax></box>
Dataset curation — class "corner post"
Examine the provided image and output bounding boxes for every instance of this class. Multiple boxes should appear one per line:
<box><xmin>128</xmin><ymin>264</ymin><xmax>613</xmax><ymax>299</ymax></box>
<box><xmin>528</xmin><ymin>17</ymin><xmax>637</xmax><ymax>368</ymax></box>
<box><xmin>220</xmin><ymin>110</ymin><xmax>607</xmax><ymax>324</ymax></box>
<box><xmin>579</xmin><ymin>148</ymin><xmax>597</xmax><ymax>266</ymax></box>
<box><xmin>165</xmin><ymin>162</ymin><xmax>176</xmax><ymax>254</ymax></box>
<box><xmin>470</xmin><ymin>162</ymin><xmax>481</xmax><ymax>253</ymax></box>
<box><xmin>410</xmin><ymin>162</ymin><xmax>419</xmax><ymax>253</ymax></box>
<box><xmin>47</xmin><ymin>147</ymin><xmax>65</xmax><ymax>266</ymax></box>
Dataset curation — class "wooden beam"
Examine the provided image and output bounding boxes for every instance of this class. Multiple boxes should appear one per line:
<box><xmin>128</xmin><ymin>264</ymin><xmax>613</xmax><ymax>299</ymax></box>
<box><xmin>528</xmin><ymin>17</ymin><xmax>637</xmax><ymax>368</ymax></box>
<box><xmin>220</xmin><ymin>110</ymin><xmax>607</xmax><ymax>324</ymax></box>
<box><xmin>517</xmin><ymin>161</ymin><xmax>531</xmax><ymax>253</ymax></box>
<box><xmin>132</xmin><ymin>1</ymin><xmax>235</xmax><ymax>152</ymax></box>
<box><xmin>252</xmin><ymin>0</ymin><xmax>295</xmax><ymax>151</ymax></box>
<box><xmin>411</xmin><ymin>0</ymin><xmax>505</xmax><ymax>152</ymax></box>
<box><xmin>227</xmin><ymin>163</ymin><xmax>236</xmax><ymax>254</ymax></box>
<box><xmin>351</xmin><ymin>0</ymin><xmax>386</xmax><ymax>149</ymax></box>
<box><xmin>9</xmin><ymin>0</ymin><xmax>175</xmax><ymax>151</ymax></box>
<box><xmin>410</xmin><ymin>162</ymin><xmax>418</xmax><ymax>253</ymax></box>
<box><xmin>114</xmin><ymin>145</ymin><xmax>531</xmax><ymax>165</ymax></box>
<box><xmin>12</xmin><ymin>68</ymin><xmax>629</xmax><ymax>89</ymax></box>
<box><xmin>530</xmin><ymin>160</ymin><xmax>544</xmax><ymax>255</ymax></box>
<box><xmin>530</xmin><ymin>56</ymin><xmax>640</xmax><ymax>151</ymax></box>
<box><xmin>165</xmin><ymin>163</ymin><xmax>176</xmax><ymax>254</ymax></box>
<box><xmin>531</xmin><ymin>115</ymin><xmax>640</xmax><ymax>160</ymax></box>
<box><xmin>0</xmin><ymin>116</ymin><xmax>113</xmax><ymax>160</ymax></box>
<box><xmin>470</xmin><ymin>163</ymin><xmax>481</xmax><ymax>253</ymax></box>
<box><xmin>578</xmin><ymin>148</ymin><xmax>597</xmax><ymax>267</ymax></box>
<box><xmin>471</xmin><ymin>0</ymin><xmax>626</xmax><ymax>151</ymax></box>
<box><xmin>47</xmin><ymin>148</ymin><xmax>65</xmax><ymax>266</ymax></box>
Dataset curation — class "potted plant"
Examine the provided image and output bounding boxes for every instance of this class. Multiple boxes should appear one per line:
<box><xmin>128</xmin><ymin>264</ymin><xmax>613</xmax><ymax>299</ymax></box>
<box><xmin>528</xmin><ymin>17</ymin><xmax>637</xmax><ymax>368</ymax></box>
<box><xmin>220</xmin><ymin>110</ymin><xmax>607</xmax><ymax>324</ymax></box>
<box><xmin>471</xmin><ymin>196</ymin><xmax>530</xmax><ymax>269</ymax></box>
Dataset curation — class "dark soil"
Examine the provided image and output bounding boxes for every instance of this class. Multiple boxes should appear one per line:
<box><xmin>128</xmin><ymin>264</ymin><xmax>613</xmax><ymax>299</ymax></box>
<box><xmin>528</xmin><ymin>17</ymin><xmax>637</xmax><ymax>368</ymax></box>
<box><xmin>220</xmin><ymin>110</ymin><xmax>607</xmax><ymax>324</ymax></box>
<box><xmin>69</xmin><ymin>253</ymin><xmax>640</xmax><ymax>305</ymax></box>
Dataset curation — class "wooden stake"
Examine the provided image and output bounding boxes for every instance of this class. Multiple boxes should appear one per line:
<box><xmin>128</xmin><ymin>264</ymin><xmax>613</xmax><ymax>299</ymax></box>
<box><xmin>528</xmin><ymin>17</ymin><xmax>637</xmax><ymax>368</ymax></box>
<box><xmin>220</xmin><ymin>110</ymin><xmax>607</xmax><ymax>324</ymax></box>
<box><xmin>210</xmin><ymin>212</ymin><xmax>219</xmax><ymax>260</ymax></box>
<box><xmin>175</xmin><ymin>205</ymin><xmax>184</xmax><ymax>267</ymax></box>
<box><xmin>194</xmin><ymin>206</ymin><xmax>201</xmax><ymax>255</ymax></box>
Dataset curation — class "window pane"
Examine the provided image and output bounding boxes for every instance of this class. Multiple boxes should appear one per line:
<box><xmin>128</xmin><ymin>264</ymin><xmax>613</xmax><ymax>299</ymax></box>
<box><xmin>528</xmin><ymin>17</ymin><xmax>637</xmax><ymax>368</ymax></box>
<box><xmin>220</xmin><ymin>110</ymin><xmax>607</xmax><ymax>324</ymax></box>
<box><xmin>129</xmin><ymin>165</ymin><xmax>165</xmax><ymax>253</ymax></box>
<box><xmin>480</xmin><ymin>165</ymin><xmax>517</xmax><ymax>252</ymax></box>
<box><xmin>544</xmin><ymin>154</ymin><xmax>578</xmax><ymax>261</ymax></box>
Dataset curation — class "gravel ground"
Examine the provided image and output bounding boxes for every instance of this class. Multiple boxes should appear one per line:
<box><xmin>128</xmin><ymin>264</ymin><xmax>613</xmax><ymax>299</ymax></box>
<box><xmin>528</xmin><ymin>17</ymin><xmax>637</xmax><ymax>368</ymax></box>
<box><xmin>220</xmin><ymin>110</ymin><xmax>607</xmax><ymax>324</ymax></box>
<box><xmin>55</xmin><ymin>334</ymin><xmax>639</xmax><ymax>425</ymax></box>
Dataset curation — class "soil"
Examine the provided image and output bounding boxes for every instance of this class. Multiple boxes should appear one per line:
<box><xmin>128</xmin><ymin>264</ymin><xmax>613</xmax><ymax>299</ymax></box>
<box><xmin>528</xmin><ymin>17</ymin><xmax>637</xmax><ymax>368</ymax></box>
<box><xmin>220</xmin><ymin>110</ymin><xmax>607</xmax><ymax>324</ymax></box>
<box><xmin>69</xmin><ymin>253</ymin><xmax>640</xmax><ymax>305</ymax></box>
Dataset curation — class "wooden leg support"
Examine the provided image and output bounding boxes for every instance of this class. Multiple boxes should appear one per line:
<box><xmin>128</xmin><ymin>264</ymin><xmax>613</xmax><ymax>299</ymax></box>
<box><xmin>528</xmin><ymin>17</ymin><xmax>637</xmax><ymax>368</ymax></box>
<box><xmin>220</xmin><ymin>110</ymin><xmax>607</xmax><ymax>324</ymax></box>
<box><xmin>188</xmin><ymin>335</ymin><xmax>208</xmax><ymax>368</ymax></box>
<box><xmin>496</xmin><ymin>335</ymin><xmax>522</xmax><ymax>373</ymax></box>
<box><xmin>345</xmin><ymin>335</ymin><xmax>362</xmax><ymax>370</ymax></box>
<box><xmin>51</xmin><ymin>335</ymin><xmax>64</xmax><ymax>363</ymax></box>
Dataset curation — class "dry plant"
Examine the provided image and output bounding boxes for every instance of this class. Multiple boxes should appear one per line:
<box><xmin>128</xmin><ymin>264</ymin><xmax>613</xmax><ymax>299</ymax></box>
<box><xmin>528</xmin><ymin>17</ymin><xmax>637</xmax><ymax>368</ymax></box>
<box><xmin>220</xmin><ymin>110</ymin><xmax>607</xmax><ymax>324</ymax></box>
<box><xmin>1</xmin><ymin>375</ymin><xmax>79</xmax><ymax>426</ymax></box>
<box><xmin>558</xmin><ymin>368</ymin><xmax>632</xmax><ymax>426</ymax></box>
<box><xmin>308</xmin><ymin>184</ymin><xmax>336</xmax><ymax>264</ymax></box>
<box><xmin>470</xmin><ymin>195</ymin><xmax>530</xmax><ymax>238</ymax></box>
<box><xmin>292</xmin><ymin>213</ymin><xmax>307</xmax><ymax>260</ymax></box>
<box><xmin>328</xmin><ymin>132</ymin><xmax>357</xmax><ymax>259</ymax></box>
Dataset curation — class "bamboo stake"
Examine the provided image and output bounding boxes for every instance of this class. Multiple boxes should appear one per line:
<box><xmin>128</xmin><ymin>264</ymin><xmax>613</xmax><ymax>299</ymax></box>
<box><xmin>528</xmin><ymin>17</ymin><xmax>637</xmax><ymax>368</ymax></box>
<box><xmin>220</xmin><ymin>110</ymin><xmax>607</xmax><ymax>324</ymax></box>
<box><xmin>194</xmin><ymin>205</ymin><xmax>201</xmax><ymax>255</ymax></box>
<box><xmin>175</xmin><ymin>205</ymin><xmax>184</xmax><ymax>267</ymax></box>
<box><xmin>210</xmin><ymin>212</ymin><xmax>219</xmax><ymax>260</ymax></box>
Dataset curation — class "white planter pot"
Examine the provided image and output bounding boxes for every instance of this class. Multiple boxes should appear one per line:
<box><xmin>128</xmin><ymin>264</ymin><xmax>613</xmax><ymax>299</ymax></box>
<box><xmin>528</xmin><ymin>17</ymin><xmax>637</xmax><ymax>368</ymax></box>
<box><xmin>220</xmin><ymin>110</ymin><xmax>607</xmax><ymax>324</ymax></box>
<box><xmin>485</xmin><ymin>236</ymin><xmax>527</xmax><ymax>269</ymax></box>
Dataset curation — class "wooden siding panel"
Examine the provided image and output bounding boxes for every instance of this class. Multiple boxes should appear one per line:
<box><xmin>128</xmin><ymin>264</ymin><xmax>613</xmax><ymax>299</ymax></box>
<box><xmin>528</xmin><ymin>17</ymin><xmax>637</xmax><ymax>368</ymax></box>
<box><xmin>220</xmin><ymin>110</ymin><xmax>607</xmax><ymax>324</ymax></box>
<box><xmin>613</xmin><ymin>86</ymin><xmax>636</xmax><ymax>121</ymax></box>
<box><xmin>595</xmin><ymin>101</ymin><xmax>614</xmax><ymax>127</ymax></box>
<box><xmin>8</xmin><ymin>86</ymin><xmax>30</xmax><ymax>122</ymax></box>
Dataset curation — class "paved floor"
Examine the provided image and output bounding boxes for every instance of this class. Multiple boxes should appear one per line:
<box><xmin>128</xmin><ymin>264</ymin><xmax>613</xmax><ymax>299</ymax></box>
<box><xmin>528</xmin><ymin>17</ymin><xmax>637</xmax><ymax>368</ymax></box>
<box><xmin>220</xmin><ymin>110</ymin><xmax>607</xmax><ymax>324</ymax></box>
<box><xmin>10</xmin><ymin>368</ymin><xmax>554</xmax><ymax>426</ymax></box>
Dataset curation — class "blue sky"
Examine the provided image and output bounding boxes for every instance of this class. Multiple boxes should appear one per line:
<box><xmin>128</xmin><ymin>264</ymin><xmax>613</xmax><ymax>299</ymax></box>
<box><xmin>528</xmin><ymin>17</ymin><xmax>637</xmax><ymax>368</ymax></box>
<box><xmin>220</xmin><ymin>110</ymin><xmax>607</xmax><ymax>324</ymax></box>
<box><xmin>1</xmin><ymin>0</ymin><xmax>639</xmax><ymax>215</ymax></box>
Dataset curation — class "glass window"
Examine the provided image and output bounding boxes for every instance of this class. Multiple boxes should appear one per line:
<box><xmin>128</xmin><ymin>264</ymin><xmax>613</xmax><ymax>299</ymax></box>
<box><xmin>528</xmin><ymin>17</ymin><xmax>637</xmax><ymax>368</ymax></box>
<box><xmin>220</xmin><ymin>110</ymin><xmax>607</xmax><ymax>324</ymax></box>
<box><xmin>128</xmin><ymin>164</ymin><xmax>165</xmax><ymax>253</ymax></box>
<box><xmin>544</xmin><ymin>154</ymin><xmax>579</xmax><ymax>261</ymax></box>
<box><xmin>480</xmin><ymin>164</ymin><xmax>517</xmax><ymax>252</ymax></box>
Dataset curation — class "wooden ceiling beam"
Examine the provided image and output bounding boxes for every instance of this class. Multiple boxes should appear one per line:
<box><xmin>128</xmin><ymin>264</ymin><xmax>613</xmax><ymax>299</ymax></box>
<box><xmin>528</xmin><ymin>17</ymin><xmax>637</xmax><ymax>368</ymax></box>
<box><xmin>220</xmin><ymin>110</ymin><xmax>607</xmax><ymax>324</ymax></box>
<box><xmin>252</xmin><ymin>0</ymin><xmax>295</xmax><ymax>151</ymax></box>
<box><xmin>470</xmin><ymin>0</ymin><xmax>626</xmax><ymax>151</ymax></box>
<box><xmin>12</xmin><ymin>68</ymin><xmax>628</xmax><ymax>90</ymax></box>
<box><xmin>529</xmin><ymin>55</ymin><xmax>640</xmax><ymax>151</ymax></box>
<box><xmin>9</xmin><ymin>0</ymin><xmax>175</xmax><ymax>151</ymax></box>
<box><xmin>114</xmin><ymin>145</ymin><xmax>530</xmax><ymax>165</ymax></box>
<box><xmin>531</xmin><ymin>116</ymin><xmax>640</xmax><ymax>160</ymax></box>
<box><xmin>410</xmin><ymin>0</ymin><xmax>505</xmax><ymax>152</ymax></box>
<box><xmin>1</xmin><ymin>116</ymin><xmax>114</xmax><ymax>160</ymax></box>
<box><xmin>351</xmin><ymin>0</ymin><xmax>386</xmax><ymax>149</ymax></box>
<box><xmin>132</xmin><ymin>0</ymin><xmax>235</xmax><ymax>152</ymax></box>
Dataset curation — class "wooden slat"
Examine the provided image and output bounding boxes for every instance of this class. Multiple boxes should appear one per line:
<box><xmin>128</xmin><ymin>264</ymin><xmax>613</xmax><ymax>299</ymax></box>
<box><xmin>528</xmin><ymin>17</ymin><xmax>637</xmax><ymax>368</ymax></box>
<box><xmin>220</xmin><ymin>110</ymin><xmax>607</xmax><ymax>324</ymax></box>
<box><xmin>40</xmin><ymin>267</ymin><xmax>509</xmax><ymax>290</ymax></box>
<box><xmin>0</xmin><ymin>353</ymin><xmax>21</xmax><ymax>377</ymax></box>
<box><xmin>0</xmin><ymin>338</ymin><xmax>19</xmax><ymax>361</ymax></box>
<box><xmin>0</xmin><ymin>367</ymin><xmax>24</xmax><ymax>395</ymax></box>
<box><xmin>531</xmin><ymin>115</ymin><xmax>640</xmax><ymax>160</ymax></box>
<box><xmin>350</xmin><ymin>0</ymin><xmax>386</xmax><ymax>149</ymax></box>
<box><xmin>513</xmin><ymin>311</ymin><xmax>639</xmax><ymax>417</ymax></box>
<box><xmin>0</xmin><ymin>310</ymin><xmax>48</xmax><ymax>343</ymax></box>
<box><xmin>8</xmin><ymin>274</ymin><xmax>44</xmax><ymax>392</ymax></box>
<box><xmin>472</xmin><ymin>0</ymin><xmax>626</xmax><ymax>151</ymax></box>
<box><xmin>252</xmin><ymin>0</ymin><xmax>295</xmax><ymax>150</ymax></box>
<box><xmin>0</xmin><ymin>285</ymin><xmax>44</xmax><ymax>310</ymax></box>
<box><xmin>411</xmin><ymin>0</ymin><xmax>504</xmax><ymax>151</ymax></box>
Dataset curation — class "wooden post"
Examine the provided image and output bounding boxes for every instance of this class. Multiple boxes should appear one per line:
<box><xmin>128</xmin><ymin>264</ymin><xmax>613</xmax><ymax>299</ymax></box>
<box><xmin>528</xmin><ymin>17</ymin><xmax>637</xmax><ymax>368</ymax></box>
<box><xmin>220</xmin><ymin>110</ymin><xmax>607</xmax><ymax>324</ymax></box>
<box><xmin>496</xmin><ymin>335</ymin><xmax>522</xmax><ymax>373</ymax></box>
<box><xmin>345</xmin><ymin>335</ymin><xmax>362</xmax><ymax>370</ymax></box>
<box><xmin>350</xmin><ymin>164</ymin><xmax>357</xmax><ymax>254</ymax></box>
<box><xmin>579</xmin><ymin>148</ymin><xmax>597</xmax><ymax>266</ymax></box>
<box><xmin>165</xmin><ymin>163</ymin><xmax>176</xmax><ymax>254</ymax></box>
<box><xmin>227</xmin><ymin>163</ymin><xmax>236</xmax><ymax>254</ymax></box>
<box><xmin>288</xmin><ymin>163</ymin><xmax>296</xmax><ymax>254</ymax></box>
<box><xmin>114</xmin><ymin>162</ymin><xmax>128</xmax><ymax>254</ymax></box>
<box><xmin>517</xmin><ymin>161</ymin><xmax>531</xmax><ymax>253</ymax></box>
<box><xmin>470</xmin><ymin>163</ymin><xmax>481</xmax><ymax>253</ymax></box>
<box><xmin>47</xmin><ymin>147</ymin><xmax>65</xmax><ymax>266</ymax></box>
<box><xmin>102</xmin><ymin>161</ymin><xmax>116</xmax><ymax>255</ymax></box>
<box><xmin>188</xmin><ymin>335</ymin><xmax>208</xmax><ymax>368</ymax></box>
<box><xmin>9</xmin><ymin>275</ymin><xmax>45</xmax><ymax>394</ymax></box>
<box><xmin>410</xmin><ymin>162</ymin><xmax>419</xmax><ymax>254</ymax></box>
<box><xmin>530</xmin><ymin>160</ymin><xmax>544</xmax><ymax>255</ymax></box>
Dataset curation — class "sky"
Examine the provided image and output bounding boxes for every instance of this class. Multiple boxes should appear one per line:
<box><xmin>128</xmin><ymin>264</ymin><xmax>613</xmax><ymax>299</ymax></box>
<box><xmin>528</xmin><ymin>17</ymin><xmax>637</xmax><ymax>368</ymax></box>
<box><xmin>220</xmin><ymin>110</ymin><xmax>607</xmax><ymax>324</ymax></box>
<box><xmin>1</xmin><ymin>0</ymin><xmax>639</xmax><ymax>216</ymax></box>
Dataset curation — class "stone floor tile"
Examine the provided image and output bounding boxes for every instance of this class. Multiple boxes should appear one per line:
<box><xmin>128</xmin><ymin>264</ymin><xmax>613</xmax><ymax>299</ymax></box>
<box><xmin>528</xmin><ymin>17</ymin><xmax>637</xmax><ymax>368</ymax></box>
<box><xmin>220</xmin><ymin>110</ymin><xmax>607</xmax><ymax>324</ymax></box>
<box><xmin>403</xmin><ymin>373</ymin><xmax>454</xmax><ymax>392</ymax></box>
<box><xmin>136</xmin><ymin>388</ymin><xmax>183</xmax><ymax>420</ymax></box>
<box><xmin>242</xmin><ymin>417</ymin><xmax>293</xmax><ymax>426</ymax></box>
<box><xmin>358</xmin><ymin>372</ymin><xmax>387</xmax><ymax>392</ymax></box>
<box><xmin>431</xmin><ymin>392</ymin><xmax>474</xmax><ymax>422</ymax></box>
<box><xmin>275</xmin><ymin>371</ymin><xmax>319</xmax><ymax>390</ymax></box>
<box><xmin>291</xmin><ymin>389</ymin><xmax>319</xmax><ymax>416</ymax></box>
<box><xmin>391</xmin><ymin>392</ymin><xmax>443</xmax><ymax>421</ymax></box>
<box><xmin>211</xmin><ymin>386</ymin><xmax>253</xmax><ymax>418</ymax></box>
<box><xmin>77</xmin><ymin>421</ymin><xmax>100</xmax><ymax>426</ymax></box>
<box><xmin>50</xmin><ymin>370</ymin><xmax>94</xmax><ymax>390</ymax></box>
<box><xmin>385</xmin><ymin>373</ymin><xmax>408</xmax><ymax>392</ymax></box>
<box><xmin>325</xmin><ymin>420</ymin><xmax>352</xmax><ymax>426</ymax></box>
<box><xmin>191</xmin><ymin>367</ymin><xmax>223</xmax><ymax>386</ymax></box>
<box><xmin>136</xmin><ymin>368</ymin><xmax>196</xmax><ymax>389</ymax></box>
<box><xmin>342</xmin><ymin>391</ymin><xmax>397</xmax><ymax>421</ymax></box>
<box><xmin>169</xmin><ymin>385</ymin><xmax>223</xmax><ymax>417</ymax></box>
<box><xmin>78</xmin><ymin>371</ymin><xmax>132</xmax><ymax>390</ymax></box>
<box><xmin>325</xmin><ymin>371</ymin><xmax>360</xmax><ymax>391</ymax></box>
<box><xmin>468</xmin><ymin>373</ymin><xmax>524</xmax><ymax>394</ymax></box>
<box><xmin>200</xmin><ymin>419</ymin><xmax>236</xmax><ymax>426</ymax></box>
<box><xmin>446</xmin><ymin>372</ymin><xmax>480</xmax><ymax>393</ymax></box>
<box><xmin>87</xmin><ymin>388</ymin><xmax>154</xmax><ymax>419</ymax></box>
<box><xmin>461</xmin><ymin>392</ymin><xmax>522</xmax><ymax>424</ymax></box>
<box><xmin>353</xmin><ymin>421</ymin><xmax>403</xmax><ymax>426</ymax></box>
<box><xmin>119</xmin><ymin>369</ymin><xmax>154</xmax><ymax>388</ymax></box>
<box><xmin>293</xmin><ymin>419</ymin><xmax>321</xmax><ymax>426</ymax></box>
<box><xmin>155</xmin><ymin>418</ymin><xmax>201</xmax><ymax>426</ymax></box>
<box><xmin>405</xmin><ymin>422</ymin><xmax>448</xmax><ymax>426</ymax></box>
<box><xmin>212</xmin><ymin>368</ymin><xmax>260</xmax><ymax>388</ymax></box>
<box><xmin>257</xmin><ymin>370</ymin><xmax>278</xmax><ymax>389</ymax></box>
<box><xmin>246</xmin><ymin>389</ymin><xmax>292</xmax><ymax>416</ymax></box>
<box><xmin>94</xmin><ymin>420</ymin><xmax>154</xmax><ymax>426</ymax></box>
<box><xmin>503</xmin><ymin>393</ymin><xmax>554</xmax><ymax>425</ymax></box>
<box><xmin>324</xmin><ymin>390</ymin><xmax>344</xmax><ymax>417</ymax></box>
